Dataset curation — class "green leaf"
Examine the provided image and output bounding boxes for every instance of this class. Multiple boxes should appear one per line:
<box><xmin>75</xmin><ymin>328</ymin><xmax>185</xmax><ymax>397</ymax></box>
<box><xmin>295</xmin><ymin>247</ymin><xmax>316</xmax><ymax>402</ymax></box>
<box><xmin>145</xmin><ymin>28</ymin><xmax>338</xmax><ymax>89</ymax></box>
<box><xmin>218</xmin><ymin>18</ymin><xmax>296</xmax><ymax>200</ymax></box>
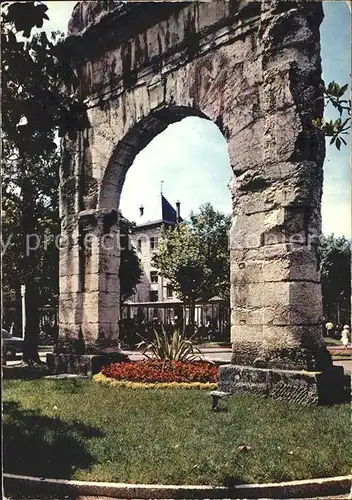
<box><xmin>338</xmin><ymin>83</ymin><xmax>348</xmax><ymax>97</ymax></box>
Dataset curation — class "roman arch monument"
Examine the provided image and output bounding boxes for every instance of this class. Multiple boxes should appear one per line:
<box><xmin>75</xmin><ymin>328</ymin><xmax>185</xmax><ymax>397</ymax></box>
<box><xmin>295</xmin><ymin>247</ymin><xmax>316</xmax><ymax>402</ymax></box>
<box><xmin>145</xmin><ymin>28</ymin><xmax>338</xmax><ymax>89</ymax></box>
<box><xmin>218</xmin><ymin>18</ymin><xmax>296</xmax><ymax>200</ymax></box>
<box><xmin>53</xmin><ymin>0</ymin><xmax>347</xmax><ymax>403</ymax></box>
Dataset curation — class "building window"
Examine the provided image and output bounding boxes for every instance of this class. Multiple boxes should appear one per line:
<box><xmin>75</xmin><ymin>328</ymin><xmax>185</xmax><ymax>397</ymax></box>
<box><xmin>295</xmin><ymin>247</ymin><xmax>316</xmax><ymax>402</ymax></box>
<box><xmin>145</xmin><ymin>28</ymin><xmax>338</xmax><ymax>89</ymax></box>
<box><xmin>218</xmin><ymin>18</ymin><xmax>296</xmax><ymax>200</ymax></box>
<box><xmin>137</xmin><ymin>239</ymin><xmax>142</xmax><ymax>252</ymax></box>
<box><xmin>150</xmin><ymin>271</ymin><xmax>158</xmax><ymax>283</ymax></box>
<box><xmin>150</xmin><ymin>236</ymin><xmax>158</xmax><ymax>250</ymax></box>
<box><xmin>150</xmin><ymin>290</ymin><xmax>158</xmax><ymax>302</ymax></box>
<box><xmin>166</xmin><ymin>284</ymin><xmax>173</xmax><ymax>298</ymax></box>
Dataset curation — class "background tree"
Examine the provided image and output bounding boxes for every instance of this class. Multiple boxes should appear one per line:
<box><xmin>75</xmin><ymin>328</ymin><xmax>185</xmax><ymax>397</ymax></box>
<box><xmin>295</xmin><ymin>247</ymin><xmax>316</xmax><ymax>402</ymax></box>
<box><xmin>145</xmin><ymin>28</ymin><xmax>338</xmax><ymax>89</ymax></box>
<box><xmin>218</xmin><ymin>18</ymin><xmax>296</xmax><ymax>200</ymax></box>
<box><xmin>154</xmin><ymin>223</ymin><xmax>207</xmax><ymax>326</ymax></box>
<box><xmin>319</xmin><ymin>234</ymin><xmax>351</xmax><ymax>330</ymax></box>
<box><xmin>189</xmin><ymin>203</ymin><xmax>231</xmax><ymax>301</ymax></box>
<box><xmin>1</xmin><ymin>2</ymin><xmax>82</xmax><ymax>363</ymax></box>
<box><xmin>2</xmin><ymin>149</ymin><xmax>60</xmax><ymax>361</ymax></box>
<box><xmin>153</xmin><ymin>204</ymin><xmax>230</xmax><ymax>329</ymax></box>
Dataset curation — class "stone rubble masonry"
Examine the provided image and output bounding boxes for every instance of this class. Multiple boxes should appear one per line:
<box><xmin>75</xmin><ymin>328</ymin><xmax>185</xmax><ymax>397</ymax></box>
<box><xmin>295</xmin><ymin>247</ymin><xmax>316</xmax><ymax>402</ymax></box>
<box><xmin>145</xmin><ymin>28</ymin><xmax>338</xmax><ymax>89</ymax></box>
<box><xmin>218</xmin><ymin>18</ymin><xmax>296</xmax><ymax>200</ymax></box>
<box><xmin>58</xmin><ymin>0</ymin><xmax>341</xmax><ymax>397</ymax></box>
<box><xmin>219</xmin><ymin>364</ymin><xmax>349</xmax><ymax>406</ymax></box>
<box><xmin>227</xmin><ymin>0</ymin><xmax>326</xmax><ymax>371</ymax></box>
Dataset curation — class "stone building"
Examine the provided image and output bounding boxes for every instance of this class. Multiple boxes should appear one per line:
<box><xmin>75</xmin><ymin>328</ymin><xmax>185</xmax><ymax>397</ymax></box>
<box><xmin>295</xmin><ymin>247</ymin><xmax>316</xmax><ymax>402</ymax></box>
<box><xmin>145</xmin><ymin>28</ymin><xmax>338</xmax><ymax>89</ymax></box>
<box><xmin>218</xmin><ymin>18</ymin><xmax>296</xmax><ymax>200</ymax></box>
<box><xmin>124</xmin><ymin>193</ymin><xmax>229</xmax><ymax>333</ymax></box>
<box><xmin>124</xmin><ymin>193</ymin><xmax>182</xmax><ymax>323</ymax></box>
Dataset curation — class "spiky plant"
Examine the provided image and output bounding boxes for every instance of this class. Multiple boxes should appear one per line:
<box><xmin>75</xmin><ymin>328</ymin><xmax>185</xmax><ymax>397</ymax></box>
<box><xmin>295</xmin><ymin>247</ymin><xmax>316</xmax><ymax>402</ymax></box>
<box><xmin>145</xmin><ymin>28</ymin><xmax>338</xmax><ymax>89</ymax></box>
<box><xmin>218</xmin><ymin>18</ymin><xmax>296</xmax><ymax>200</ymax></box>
<box><xmin>137</xmin><ymin>327</ymin><xmax>204</xmax><ymax>362</ymax></box>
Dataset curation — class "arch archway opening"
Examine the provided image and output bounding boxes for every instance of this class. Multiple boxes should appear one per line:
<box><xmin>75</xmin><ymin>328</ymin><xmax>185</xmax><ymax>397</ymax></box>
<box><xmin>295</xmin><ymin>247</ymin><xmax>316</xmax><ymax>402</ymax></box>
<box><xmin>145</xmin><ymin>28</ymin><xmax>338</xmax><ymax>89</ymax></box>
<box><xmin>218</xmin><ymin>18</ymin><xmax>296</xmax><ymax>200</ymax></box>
<box><xmin>100</xmin><ymin>108</ymin><xmax>232</xmax><ymax>345</ymax></box>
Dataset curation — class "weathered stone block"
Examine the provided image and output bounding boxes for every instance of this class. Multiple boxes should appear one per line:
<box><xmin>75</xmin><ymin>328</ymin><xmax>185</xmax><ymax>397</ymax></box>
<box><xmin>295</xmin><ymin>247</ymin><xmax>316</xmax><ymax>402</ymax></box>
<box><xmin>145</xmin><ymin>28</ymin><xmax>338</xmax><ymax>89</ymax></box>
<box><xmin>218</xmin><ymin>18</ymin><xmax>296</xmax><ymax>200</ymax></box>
<box><xmin>231</xmin><ymin>253</ymin><xmax>319</xmax><ymax>285</ymax></box>
<box><xmin>228</xmin><ymin>118</ymin><xmax>265</xmax><ymax>174</ymax></box>
<box><xmin>59</xmin><ymin>252</ymin><xmax>80</xmax><ymax>277</ymax></box>
<box><xmin>231</xmin><ymin>322</ymin><xmax>324</xmax><ymax>352</ymax></box>
<box><xmin>81</xmin><ymin>321</ymin><xmax>120</xmax><ymax>345</ymax></box>
<box><xmin>197</xmin><ymin>0</ymin><xmax>228</xmax><ymax>31</ymax></box>
<box><xmin>230</xmin><ymin>324</ymin><xmax>262</xmax><ymax>343</ymax></box>
<box><xmin>59</xmin><ymin>275</ymin><xmax>81</xmax><ymax>294</ymax></box>
<box><xmin>83</xmin><ymin>272</ymin><xmax>119</xmax><ymax>293</ymax></box>
<box><xmin>229</xmin><ymin>213</ymin><xmax>263</xmax><ymax>250</ymax></box>
<box><xmin>106</xmin><ymin>274</ymin><xmax>119</xmax><ymax>292</ymax></box>
<box><xmin>229</xmin><ymin>207</ymin><xmax>316</xmax><ymax>252</ymax></box>
<box><xmin>84</xmin><ymin>272</ymin><xmax>101</xmax><ymax>292</ymax></box>
<box><xmin>261</xmin><ymin>325</ymin><xmax>324</xmax><ymax>347</ymax></box>
<box><xmin>231</xmin><ymin>305</ymin><xmax>322</xmax><ymax>329</ymax></box>
<box><xmin>47</xmin><ymin>352</ymin><xmax>129</xmax><ymax>377</ymax></box>
<box><xmin>231</xmin><ymin>280</ymin><xmax>322</xmax><ymax>325</ymax></box>
<box><xmin>219</xmin><ymin>364</ymin><xmax>348</xmax><ymax>405</ymax></box>
<box><xmin>148</xmin><ymin>76</ymin><xmax>164</xmax><ymax>110</ymax></box>
<box><xmin>59</xmin><ymin>293</ymin><xmax>83</xmax><ymax>325</ymax></box>
<box><xmin>261</xmin><ymin>61</ymin><xmax>296</xmax><ymax>113</ymax></box>
<box><xmin>230</xmin><ymin>335</ymin><xmax>331</xmax><ymax>371</ymax></box>
<box><xmin>58</xmin><ymin>323</ymin><xmax>82</xmax><ymax>340</ymax></box>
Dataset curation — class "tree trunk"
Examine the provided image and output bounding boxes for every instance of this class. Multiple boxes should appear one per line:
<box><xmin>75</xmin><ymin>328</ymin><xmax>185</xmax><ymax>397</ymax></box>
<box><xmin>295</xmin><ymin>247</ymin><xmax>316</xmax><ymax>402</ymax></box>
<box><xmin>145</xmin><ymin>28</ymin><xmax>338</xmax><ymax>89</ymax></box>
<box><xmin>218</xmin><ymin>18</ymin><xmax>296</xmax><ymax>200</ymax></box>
<box><xmin>189</xmin><ymin>298</ymin><xmax>196</xmax><ymax>337</ymax></box>
<box><xmin>21</xmin><ymin>176</ymin><xmax>42</xmax><ymax>364</ymax></box>
<box><xmin>337</xmin><ymin>301</ymin><xmax>341</xmax><ymax>327</ymax></box>
<box><xmin>23</xmin><ymin>283</ymin><xmax>42</xmax><ymax>363</ymax></box>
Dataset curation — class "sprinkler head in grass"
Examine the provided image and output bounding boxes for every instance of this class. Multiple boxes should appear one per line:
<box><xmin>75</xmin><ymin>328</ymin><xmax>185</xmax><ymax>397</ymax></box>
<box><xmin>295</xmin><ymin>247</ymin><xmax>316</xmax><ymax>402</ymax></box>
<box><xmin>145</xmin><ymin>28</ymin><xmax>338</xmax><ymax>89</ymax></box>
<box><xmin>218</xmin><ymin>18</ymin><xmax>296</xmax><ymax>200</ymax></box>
<box><xmin>210</xmin><ymin>391</ymin><xmax>230</xmax><ymax>412</ymax></box>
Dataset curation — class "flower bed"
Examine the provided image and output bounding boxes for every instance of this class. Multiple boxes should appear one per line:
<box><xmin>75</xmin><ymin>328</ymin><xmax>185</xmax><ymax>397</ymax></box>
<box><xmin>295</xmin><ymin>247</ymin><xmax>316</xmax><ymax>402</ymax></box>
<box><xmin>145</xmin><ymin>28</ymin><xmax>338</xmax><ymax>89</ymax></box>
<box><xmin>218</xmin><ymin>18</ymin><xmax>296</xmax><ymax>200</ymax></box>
<box><xmin>101</xmin><ymin>360</ymin><xmax>219</xmax><ymax>384</ymax></box>
<box><xmin>328</xmin><ymin>347</ymin><xmax>352</xmax><ymax>356</ymax></box>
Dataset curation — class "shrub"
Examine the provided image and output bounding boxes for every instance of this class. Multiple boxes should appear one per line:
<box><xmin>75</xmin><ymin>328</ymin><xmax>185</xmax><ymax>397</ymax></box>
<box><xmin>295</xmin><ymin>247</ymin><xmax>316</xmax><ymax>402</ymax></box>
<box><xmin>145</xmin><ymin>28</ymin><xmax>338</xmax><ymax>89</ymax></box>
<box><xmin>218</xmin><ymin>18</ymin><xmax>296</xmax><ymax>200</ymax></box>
<box><xmin>137</xmin><ymin>328</ymin><xmax>203</xmax><ymax>362</ymax></box>
<box><xmin>101</xmin><ymin>360</ymin><xmax>219</xmax><ymax>384</ymax></box>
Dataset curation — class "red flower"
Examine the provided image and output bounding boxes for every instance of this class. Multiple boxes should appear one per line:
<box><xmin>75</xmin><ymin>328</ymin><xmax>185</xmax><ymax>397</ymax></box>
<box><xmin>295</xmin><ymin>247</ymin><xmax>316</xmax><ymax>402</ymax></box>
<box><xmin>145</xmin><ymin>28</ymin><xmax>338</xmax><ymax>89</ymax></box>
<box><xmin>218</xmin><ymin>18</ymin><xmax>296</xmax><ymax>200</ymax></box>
<box><xmin>102</xmin><ymin>360</ymin><xmax>218</xmax><ymax>383</ymax></box>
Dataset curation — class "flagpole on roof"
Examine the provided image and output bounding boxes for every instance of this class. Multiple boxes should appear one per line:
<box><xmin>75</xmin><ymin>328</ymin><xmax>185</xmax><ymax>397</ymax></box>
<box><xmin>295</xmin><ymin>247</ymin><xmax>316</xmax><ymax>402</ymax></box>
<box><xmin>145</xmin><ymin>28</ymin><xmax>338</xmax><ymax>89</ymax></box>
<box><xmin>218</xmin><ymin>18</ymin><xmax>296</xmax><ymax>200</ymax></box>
<box><xmin>160</xmin><ymin>180</ymin><xmax>164</xmax><ymax>195</ymax></box>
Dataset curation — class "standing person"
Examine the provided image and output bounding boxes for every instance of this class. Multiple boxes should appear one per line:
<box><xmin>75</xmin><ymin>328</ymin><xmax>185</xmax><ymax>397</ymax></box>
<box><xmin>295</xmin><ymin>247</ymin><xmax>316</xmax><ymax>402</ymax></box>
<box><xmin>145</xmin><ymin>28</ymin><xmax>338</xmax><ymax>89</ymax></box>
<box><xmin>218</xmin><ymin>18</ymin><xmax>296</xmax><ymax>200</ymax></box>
<box><xmin>206</xmin><ymin>316</ymin><xmax>212</xmax><ymax>341</ymax></box>
<box><xmin>325</xmin><ymin>321</ymin><xmax>334</xmax><ymax>337</ymax></box>
<box><xmin>174</xmin><ymin>315</ymin><xmax>180</xmax><ymax>331</ymax></box>
<box><xmin>341</xmin><ymin>325</ymin><xmax>350</xmax><ymax>349</ymax></box>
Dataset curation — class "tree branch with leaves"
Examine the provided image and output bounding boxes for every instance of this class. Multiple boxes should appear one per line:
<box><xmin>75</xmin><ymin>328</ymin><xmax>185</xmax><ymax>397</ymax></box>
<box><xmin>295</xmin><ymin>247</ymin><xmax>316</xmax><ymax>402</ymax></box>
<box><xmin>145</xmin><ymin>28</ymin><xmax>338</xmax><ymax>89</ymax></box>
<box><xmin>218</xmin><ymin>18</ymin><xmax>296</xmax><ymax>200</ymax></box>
<box><xmin>152</xmin><ymin>204</ymin><xmax>230</xmax><ymax>331</ymax></box>
<box><xmin>1</xmin><ymin>2</ymin><xmax>81</xmax><ymax>363</ymax></box>
<box><xmin>313</xmin><ymin>81</ymin><xmax>351</xmax><ymax>150</ymax></box>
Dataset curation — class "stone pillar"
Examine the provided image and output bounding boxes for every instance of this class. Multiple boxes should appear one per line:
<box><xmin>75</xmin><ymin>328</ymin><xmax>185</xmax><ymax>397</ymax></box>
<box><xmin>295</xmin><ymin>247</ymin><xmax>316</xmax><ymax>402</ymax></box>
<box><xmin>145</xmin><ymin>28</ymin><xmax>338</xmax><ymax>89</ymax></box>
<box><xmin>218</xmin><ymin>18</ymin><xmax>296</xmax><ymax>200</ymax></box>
<box><xmin>219</xmin><ymin>1</ymin><xmax>347</xmax><ymax>404</ymax></box>
<box><xmin>51</xmin><ymin>208</ymin><xmax>125</xmax><ymax>374</ymax></box>
<box><xmin>58</xmin><ymin>134</ymin><xmax>83</xmax><ymax>344</ymax></box>
<box><xmin>52</xmin><ymin>128</ymin><xmax>127</xmax><ymax>375</ymax></box>
<box><xmin>79</xmin><ymin>208</ymin><xmax>120</xmax><ymax>350</ymax></box>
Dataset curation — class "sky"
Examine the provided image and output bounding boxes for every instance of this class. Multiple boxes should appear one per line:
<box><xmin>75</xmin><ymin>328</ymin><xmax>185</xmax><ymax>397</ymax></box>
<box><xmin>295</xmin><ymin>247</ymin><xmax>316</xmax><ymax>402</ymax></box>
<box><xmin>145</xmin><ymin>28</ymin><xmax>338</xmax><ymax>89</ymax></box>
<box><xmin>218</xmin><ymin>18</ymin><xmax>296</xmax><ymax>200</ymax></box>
<box><xmin>40</xmin><ymin>1</ymin><xmax>350</xmax><ymax>236</ymax></box>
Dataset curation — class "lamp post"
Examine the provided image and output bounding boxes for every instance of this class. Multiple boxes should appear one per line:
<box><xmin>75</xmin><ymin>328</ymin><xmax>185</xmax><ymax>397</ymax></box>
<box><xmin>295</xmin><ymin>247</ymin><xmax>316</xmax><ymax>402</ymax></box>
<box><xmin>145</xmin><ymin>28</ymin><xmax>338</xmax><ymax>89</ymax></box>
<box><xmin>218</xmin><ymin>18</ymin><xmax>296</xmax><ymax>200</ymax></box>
<box><xmin>20</xmin><ymin>285</ymin><xmax>26</xmax><ymax>338</ymax></box>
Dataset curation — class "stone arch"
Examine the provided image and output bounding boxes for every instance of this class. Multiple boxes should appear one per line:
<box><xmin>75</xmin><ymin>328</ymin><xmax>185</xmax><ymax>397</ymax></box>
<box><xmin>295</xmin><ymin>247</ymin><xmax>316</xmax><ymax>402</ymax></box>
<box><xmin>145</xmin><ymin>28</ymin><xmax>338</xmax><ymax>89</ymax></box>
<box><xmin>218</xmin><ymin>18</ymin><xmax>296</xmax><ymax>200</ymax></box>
<box><xmin>98</xmin><ymin>106</ymin><xmax>213</xmax><ymax>212</ymax></box>
<box><xmin>57</xmin><ymin>0</ymin><xmax>337</xmax><ymax>382</ymax></box>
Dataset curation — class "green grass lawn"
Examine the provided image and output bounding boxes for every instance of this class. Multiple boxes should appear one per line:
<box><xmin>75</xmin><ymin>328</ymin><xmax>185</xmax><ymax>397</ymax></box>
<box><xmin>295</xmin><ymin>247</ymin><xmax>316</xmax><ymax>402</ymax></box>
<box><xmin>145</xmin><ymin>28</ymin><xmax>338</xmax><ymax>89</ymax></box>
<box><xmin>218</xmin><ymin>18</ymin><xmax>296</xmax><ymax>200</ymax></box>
<box><xmin>323</xmin><ymin>336</ymin><xmax>343</xmax><ymax>346</ymax></box>
<box><xmin>3</xmin><ymin>377</ymin><xmax>351</xmax><ymax>486</ymax></box>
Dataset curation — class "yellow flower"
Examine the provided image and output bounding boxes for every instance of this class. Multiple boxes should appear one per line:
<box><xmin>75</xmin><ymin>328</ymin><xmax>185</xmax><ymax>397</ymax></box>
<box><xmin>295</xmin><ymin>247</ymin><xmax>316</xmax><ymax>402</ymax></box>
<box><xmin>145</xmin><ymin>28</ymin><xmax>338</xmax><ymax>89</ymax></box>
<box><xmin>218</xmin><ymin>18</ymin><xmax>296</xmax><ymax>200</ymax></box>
<box><xmin>93</xmin><ymin>373</ymin><xmax>217</xmax><ymax>390</ymax></box>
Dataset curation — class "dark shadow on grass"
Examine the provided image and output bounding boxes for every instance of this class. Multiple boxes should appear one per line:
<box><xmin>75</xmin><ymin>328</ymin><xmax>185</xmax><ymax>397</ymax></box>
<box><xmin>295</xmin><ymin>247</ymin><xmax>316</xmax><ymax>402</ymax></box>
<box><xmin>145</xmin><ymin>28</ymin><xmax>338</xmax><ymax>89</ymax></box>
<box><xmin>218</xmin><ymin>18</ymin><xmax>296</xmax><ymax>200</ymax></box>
<box><xmin>3</xmin><ymin>364</ymin><xmax>49</xmax><ymax>380</ymax></box>
<box><xmin>3</xmin><ymin>401</ymin><xmax>104</xmax><ymax>479</ymax></box>
<box><xmin>222</xmin><ymin>475</ymin><xmax>247</xmax><ymax>487</ymax></box>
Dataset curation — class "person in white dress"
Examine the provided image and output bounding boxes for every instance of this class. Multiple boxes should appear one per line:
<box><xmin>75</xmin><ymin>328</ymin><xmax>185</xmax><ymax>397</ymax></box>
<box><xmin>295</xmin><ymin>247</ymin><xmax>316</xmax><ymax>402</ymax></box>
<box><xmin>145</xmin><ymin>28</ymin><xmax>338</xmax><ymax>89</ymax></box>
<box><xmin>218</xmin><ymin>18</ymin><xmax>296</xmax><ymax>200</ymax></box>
<box><xmin>340</xmin><ymin>325</ymin><xmax>350</xmax><ymax>349</ymax></box>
